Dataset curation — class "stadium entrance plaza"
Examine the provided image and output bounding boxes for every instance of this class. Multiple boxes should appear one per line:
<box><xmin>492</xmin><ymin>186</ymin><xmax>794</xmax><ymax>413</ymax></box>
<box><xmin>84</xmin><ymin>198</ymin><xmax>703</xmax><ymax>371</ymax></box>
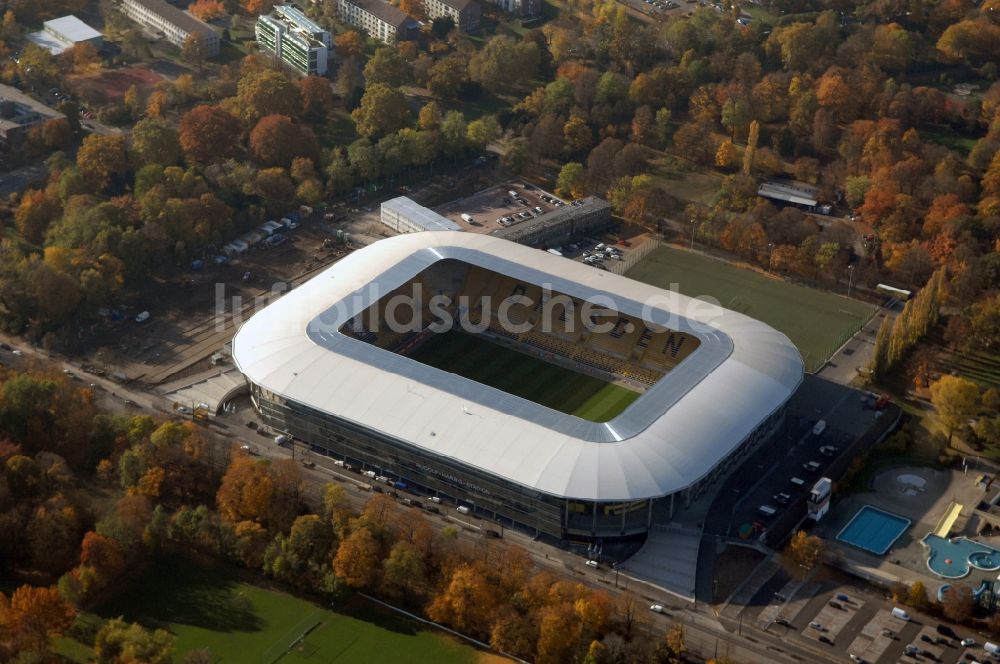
<box><xmin>623</xmin><ymin>375</ymin><xmax>885</xmax><ymax>601</ymax></box>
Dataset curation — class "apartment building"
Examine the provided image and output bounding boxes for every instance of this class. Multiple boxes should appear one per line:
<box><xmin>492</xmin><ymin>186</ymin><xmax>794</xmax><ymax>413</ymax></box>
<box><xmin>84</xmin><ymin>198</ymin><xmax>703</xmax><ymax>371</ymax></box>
<box><xmin>255</xmin><ymin>4</ymin><xmax>331</xmax><ymax>76</ymax></box>
<box><xmin>336</xmin><ymin>0</ymin><xmax>416</xmax><ymax>45</ymax></box>
<box><xmin>423</xmin><ymin>0</ymin><xmax>481</xmax><ymax>32</ymax></box>
<box><xmin>491</xmin><ymin>0</ymin><xmax>539</xmax><ymax>17</ymax></box>
<box><xmin>118</xmin><ymin>0</ymin><xmax>220</xmax><ymax>56</ymax></box>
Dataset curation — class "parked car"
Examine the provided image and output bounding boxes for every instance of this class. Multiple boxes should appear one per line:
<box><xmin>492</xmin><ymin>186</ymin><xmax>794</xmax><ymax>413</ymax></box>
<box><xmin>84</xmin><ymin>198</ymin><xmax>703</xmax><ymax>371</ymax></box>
<box><xmin>649</xmin><ymin>604</ymin><xmax>665</xmax><ymax>613</ymax></box>
<box><xmin>585</xmin><ymin>560</ymin><xmax>599</xmax><ymax>568</ymax></box>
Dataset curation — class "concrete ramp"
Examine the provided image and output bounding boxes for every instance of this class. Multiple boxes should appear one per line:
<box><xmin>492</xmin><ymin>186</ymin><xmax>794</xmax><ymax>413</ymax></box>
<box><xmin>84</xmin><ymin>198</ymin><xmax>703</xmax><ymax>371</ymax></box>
<box><xmin>164</xmin><ymin>369</ymin><xmax>247</xmax><ymax>414</ymax></box>
<box><xmin>623</xmin><ymin>525</ymin><xmax>700</xmax><ymax>601</ymax></box>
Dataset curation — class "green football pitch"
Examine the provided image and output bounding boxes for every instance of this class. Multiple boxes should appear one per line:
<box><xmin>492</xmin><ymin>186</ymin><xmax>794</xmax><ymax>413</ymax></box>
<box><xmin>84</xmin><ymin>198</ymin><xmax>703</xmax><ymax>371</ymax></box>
<box><xmin>53</xmin><ymin>557</ymin><xmax>493</xmax><ymax>664</ymax></box>
<box><xmin>407</xmin><ymin>330</ymin><xmax>640</xmax><ymax>422</ymax></box>
<box><xmin>626</xmin><ymin>246</ymin><xmax>877</xmax><ymax>372</ymax></box>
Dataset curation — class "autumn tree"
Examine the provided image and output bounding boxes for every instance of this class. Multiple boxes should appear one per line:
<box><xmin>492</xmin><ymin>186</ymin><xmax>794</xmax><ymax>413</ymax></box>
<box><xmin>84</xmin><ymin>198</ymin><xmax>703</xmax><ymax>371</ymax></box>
<box><xmin>14</xmin><ymin>189</ymin><xmax>61</xmax><ymax>244</ymax></box>
<box><xmin>131</xmin><ymin>117</ymin><xmax>181</xmax><ymax>167</ymax></box>
<box><xmin>655</xmin><ymin>623</ymin><xmax>687</xmax><ymax>664</ymax></box>
<box><xmin>77</xmin><ymin>134</ymin><xmax>128</xmax><ymax>190</ymax></box>
<box><xmin>233</xmin><ymin>65</ymin><xmax>300</xmax><ymax>124</ymax></box>
<box><xmin>216</xmin><ymin>453</ymin><xmax>300</xmax><ymax>531</ymax></box>
<box><xmin>907</xmin><ymin>581</ymin><xmax>931</xmax><ymax>610</ymax></box>
<box><xmin>469</xmin><ymin>35</ymin><xmax>540</xmax><ymax>94</ymax></box>
<box><xmin>242</xmin><ymin>0</ymin><xmax>277</xmax><ymax>14</ymax></box>
<box><xmin>352</xmin><ymin>84</ymin><xmax>411</xmax><ymax>139</ymax></box>
<box><xmin>400</xmin><ymin>0</ymin><xmax>425</xmax><ymax>17</ymax></box>
<box><xmin>0</xmin><ymin>585</ymin><xmax>75</xmax><ymax>650</ymax></box>
<box><xmin>942</xmin><ymin>584</ymin><xmax>975</xmax><ymax>623</ymax></box>
<box><xmin>181</xmin><ymin>33</ymin><xmax>209</xmax><ymax>72</ymax></box>
<box><xmin>556</xmin><ymin>162</ymin><xmax>587</xmax><ymax>199</ymax></box>
<box><xmin>427</xmin><ymin>55</ymin><xmax>467</xmax><ymax>100</ymax></box>
<box><xmin>249</xmin><ymin>114</ymin><xmax>316</xmax><ymax>168</ymax></box>
<box><xmin>426</xmin><ymin>564</ymin><xmax>497</xmax><ymax>637</ymax></box>
<box><xmin>930</xmin><ymin>375</ymin><xmax>981</xmax><ymax>443</ymax></box>
<box><xmin>333</xmin><ymin>526</ymin><xmax>380</xmax><ymax>589</ymax></box>
<box><xmin>785</xmin><ymin>530</ymin><xmax>824</xmax><ymax>577</ymax></box>
<box><xmin>94</xmin><ymin>617</ymin><xmax>174</xmax><ymax>664</ymax></box>
<box><xmin>188</xmin><ymin>0</ymin><xmax>225</xmax><ymax>20</ymax></box>
<box><xmin>466</xmin><ymin>115</ymin><xmax>500</xmax><ymax>151</ymax></box>
<box><xmin>334</xmin><ymin>31</ymin><xmax>365</xmax><ymax>58</ymax></box>
<box><xmin>179</xmin><ymin>105</ymin><xmax>242</xmax><ymax>164</ymax></box>
<box><xmin>298</xmin><ymin>76</ymin><xmax>334</xmax><ymax>119</ymax></box>
<box><xmin>363</xmin><ymin>47</ymin><xmax>412</xmax><ymax>87</ymax></box>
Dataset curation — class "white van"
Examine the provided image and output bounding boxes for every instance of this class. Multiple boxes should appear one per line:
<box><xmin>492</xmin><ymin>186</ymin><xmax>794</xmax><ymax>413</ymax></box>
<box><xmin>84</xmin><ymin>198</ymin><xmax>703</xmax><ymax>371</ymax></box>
<box><xmin>985</xmin><ymin>642</ymin><xmax>1000</xmax><ymax>655</ymax></box>
<box><xmin>456</xmin><ymin>505</ymin><xmax>470</xmax><ymax>515</ymax></box>
<box><xmin>362</xmin><ymin>470</ymin><xmax>377</xmax><ymax>478</ymax></box>
<box><xmin>758</xmin><ymin>505</ymin><xmax>777</xmax><ymax>518</ymax></box>
<box><xmin>891</xmin><ymin>607</ymin><xmax>911</xmax><ymax>621</ymax></box>
<box><xmin>429</xmin><ymin>496</ymin><xmax>442</xmax><ymax>503</ymax></box>
<box><xmin>461</xmin><ymin>213</ymin><xmax>474</xmax><ymax>223</ymax></box>
<box><xmin>790</xmin><ymin>477</ymin><xmax>806</xmax><ymax>487</ymax></box>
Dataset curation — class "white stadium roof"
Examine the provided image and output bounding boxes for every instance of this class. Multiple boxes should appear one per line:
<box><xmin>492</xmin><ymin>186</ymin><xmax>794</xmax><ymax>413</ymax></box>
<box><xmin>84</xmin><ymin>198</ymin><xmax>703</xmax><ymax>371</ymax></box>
<box><xmin>232</xmin><ymin>232</ymin><xmax>803</xmax><ymax>502</ymax></box>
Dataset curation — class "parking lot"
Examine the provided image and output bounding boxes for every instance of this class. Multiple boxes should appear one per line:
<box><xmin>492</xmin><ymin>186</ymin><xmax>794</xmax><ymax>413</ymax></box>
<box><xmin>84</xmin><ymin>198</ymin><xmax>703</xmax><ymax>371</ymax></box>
<box><xmin>720</xmin><ymin>375</ymin><xmax>885</xmax><ymax>541</ymax></box>
<box><xmin>743</xmin><ymin>579</ymin><xmax>987</xmax><ymax>664</ymax></box>
<box><xmin>433</xmin><ymin>183</ymin><xmax>566</xmax><ymax>234</ymax></box>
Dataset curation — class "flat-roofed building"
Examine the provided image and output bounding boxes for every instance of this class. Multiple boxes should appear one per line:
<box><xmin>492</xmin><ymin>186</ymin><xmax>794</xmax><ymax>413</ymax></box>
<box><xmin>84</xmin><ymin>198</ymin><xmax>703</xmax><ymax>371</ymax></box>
<box><xmin>337</xmin><ymin>0</ymin><xmax>417</xmax><ymax>44</ymax></box>
<box><xmin>381</xmin><ymin>196</ymin><xmax>464</xmax><ymax>234</ymax></box>
<box><xmin>424</xmin><ymin>0</ymin><xmax>481</xmax><ymax>32</ymax></box>
<box><xmin>27</xmin><ymin>15</ymin><xmax>103</xmax><ymax>55</ymax></box>
<box><xmin>0</xmin><ymin>84</ymin><xmax>65</xmax><ymax>147</ymax></box>
<box><xmin>256</xmin><ymin>4</ymin><xmax>331</xmax><ymax>76</ymax></box>
<box><xmin>118</xmin><ymin>0</ymin><xmax>220</xmax><ymax>57</ymax></box>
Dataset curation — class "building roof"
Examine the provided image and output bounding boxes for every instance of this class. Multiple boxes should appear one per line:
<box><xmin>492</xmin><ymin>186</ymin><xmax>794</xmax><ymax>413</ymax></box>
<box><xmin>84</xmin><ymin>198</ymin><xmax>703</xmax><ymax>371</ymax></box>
<box><xmin>0</xmin><ymin>83</ymin><xmax>65</xmax><ymax>135</ymax></box>
<box><xmin>757</xmin><ymin>179</ymin><xmax>819</xmax><ymax>207</ymax></box>
<box><xmin>436</xmin><ymin>0</ymin><xmax>479</xmax><ymax>11</ymax></box>
<box><xmin>124</xmin><ymin>0</ymin><xmax>217</xmax><ymax>38</ymax></box>
<box><xmin>382</xmin><ymin>196</ymin><xmax>463</xmax><ymax>232</ymax></box>
<box><xmin>344</xmin><ymin>0</ymin><xmax>412</xmax><ymax>28</ymax></box>
<box><xmin>45</xmin><ymin>15</ymin><xmax>102</xmax><ymax>43</ymax></box>
<box><xmin>232</xmin><ymin>232</ymin><xmax>803</xmax><ymax>502</ymax></box>
<box><xmin>495</xmin><ymin>196</ymin><xmax>610</xmax><ymax>243</ymax></box>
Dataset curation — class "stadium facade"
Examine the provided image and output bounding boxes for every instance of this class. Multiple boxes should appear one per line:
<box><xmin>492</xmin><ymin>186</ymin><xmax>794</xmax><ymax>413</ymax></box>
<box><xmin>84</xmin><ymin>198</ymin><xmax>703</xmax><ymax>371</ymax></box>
<box><xmin>233</xmin><ymin>233</ymin><xmax>804</xmax><ymax>541</ymax></box>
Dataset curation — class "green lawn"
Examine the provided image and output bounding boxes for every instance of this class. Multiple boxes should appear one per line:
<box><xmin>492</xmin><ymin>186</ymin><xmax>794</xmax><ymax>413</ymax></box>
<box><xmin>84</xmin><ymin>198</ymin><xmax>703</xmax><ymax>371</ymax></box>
<box><xmin>407</xmin><ymin>331</ymin><xmax>640</xmax><ymax>422</ymax></box>
<box><xmin>626</xmin><ymin>246</ymin><xmax>877</xmax><ymax>372</ymax></box>
<box><xmin>53</xmin><ymin>557</ymin><xmax>490</xmax><ymax>664</ymax></box>
<box><xmin>940</xmin><ymin>349</ymin><xmax>1000</xmax><ymax>390</ymax></box>
<box><xmin>922</xmin><ymin>127</ymin><xmax>979</xmax><ymax>156</ymax></box>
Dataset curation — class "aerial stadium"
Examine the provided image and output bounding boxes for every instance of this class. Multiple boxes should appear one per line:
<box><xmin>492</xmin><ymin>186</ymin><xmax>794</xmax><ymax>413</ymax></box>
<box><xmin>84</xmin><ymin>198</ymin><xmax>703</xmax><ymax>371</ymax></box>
<box><xmin>232</xmin><ymin>232</ymin><xmax>804</xmax><ymax>541</ymax></box>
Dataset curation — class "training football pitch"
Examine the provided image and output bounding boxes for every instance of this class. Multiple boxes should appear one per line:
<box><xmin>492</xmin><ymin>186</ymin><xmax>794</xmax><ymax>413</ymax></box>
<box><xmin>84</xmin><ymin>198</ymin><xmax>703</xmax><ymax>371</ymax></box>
<box><xmin>53</xmin><ymin>557</ymin><xmax>495</xmax><ymax>664</ymax></box>
<box><xmin>627</xmin><ymin>246</ymin><xmax>877</xmax><ymax>372</ymax></box>
<box><xmin>407</xmin><ymin>331</ymin><xmax>640</xmax><ymax>422</ymax></box>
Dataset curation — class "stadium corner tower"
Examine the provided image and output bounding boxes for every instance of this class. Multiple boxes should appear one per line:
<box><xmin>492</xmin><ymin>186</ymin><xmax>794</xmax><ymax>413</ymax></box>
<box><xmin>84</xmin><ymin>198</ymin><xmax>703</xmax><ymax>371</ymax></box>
<box><xmin>233</xmin><ymin>232</ymin><xmax>804</xmax><ymax>541</ymax></box>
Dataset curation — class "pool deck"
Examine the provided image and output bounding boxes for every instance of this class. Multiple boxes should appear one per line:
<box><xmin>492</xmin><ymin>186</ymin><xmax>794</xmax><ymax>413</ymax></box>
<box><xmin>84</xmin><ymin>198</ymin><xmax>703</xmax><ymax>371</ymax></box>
<box><xmin>820</xmin><ymin>464</ymin><xmax>1000</xmax><ymax>591</ymax></box>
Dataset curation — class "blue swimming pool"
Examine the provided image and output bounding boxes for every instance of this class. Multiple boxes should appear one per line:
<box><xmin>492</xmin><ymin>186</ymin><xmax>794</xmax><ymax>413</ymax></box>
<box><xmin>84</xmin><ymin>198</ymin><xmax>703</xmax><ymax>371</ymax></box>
<box><xmin>923</xmin><ymin>534</ymin><xmax>1000</xmax><ymax>578</ymax></box>
<box><xmin>837</xmin><ymin>506</ymin><xmax>911</xmax><ymax>555</ymax></box>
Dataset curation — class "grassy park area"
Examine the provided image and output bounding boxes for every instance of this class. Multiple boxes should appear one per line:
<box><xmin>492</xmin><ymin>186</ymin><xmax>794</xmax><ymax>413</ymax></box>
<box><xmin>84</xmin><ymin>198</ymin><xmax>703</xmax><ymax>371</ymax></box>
<box><xmin>627</xmin><ymin>246</ymin><xmax>877</xmax><ymax>372</ymax></box>
<box><xmin>54</xmin><ymin>558</ymin><xmax>496</xmax><ymax>664</ymax></box>
<box><xmin>408</xmin><ymin>330</ymin><xmax>640</xmax><ymax>422</ymax></box>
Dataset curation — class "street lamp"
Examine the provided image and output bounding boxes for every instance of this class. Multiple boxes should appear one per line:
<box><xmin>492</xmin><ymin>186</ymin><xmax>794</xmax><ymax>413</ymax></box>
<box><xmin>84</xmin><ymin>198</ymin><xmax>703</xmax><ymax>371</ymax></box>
<box><xmin>689</xmin><ymin>219</ymin><xmax>696</xmax><ymax>251</ymax></box>
<box><xmin>847</xmin><ymin>264</ymin><xmax>855</xmax><ymax>297</ymax></box>
<box><xmin>767</xmin><ymin>243</ymin><xmax>775</xmax><ymax>273</ymax></box>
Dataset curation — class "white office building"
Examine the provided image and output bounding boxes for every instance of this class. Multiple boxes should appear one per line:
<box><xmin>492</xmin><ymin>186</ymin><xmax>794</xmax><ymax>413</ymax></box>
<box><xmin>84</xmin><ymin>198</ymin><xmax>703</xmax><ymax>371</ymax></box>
<box><xmin>255</xmin><ymin>5</ymin><xmax>331</xmax><ymax>76</ymax></box>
